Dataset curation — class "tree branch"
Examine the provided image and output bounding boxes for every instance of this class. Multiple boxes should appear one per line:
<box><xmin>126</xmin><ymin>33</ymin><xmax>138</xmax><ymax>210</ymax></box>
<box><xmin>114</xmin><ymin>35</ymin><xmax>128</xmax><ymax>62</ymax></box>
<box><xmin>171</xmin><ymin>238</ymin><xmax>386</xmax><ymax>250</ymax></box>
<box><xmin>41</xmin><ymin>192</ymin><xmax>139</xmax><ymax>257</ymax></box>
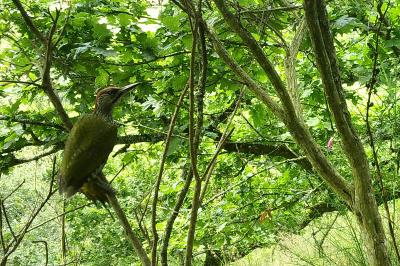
<box><xmin>151</xmin><ymin>85</ymin><xmax>189</xmax><ymax>265</ymax></box>
<box><xmin>0</xmin><ymin>80</ymin><xmax>41</xmax><ymax>87</ymax></box>
<box><xmin>185</xmin><ymin>4</ymin><xmax>201</xmax><ymax>263</ymax></box>
<box><xmin>161</xmin><ymin>163</ymin><xmax>192</xmax><ymax>266</ymax></box>
<box><xmin>284</xmin><ymin>18</ymin><xmax>307</xmax><ymax>115</ymax></box>
<box><xmin>1</xmin><ymin>160</ymin><xmax>56</xmax><ymax>266</ymax></box>
<box><xmin>106</xmin><ymin>193</ymin><xmax>151</xmax><ymax>266</ymax></box>
<box><xmin>201</xmin><ymin>0</ymin><xmax>353</xmax><ymax>204</ymax></box>
<box><xmin>239</xmin><ymin>5</ymin><xmax>303</xmax><ymax>15</ymax></box>
<box><xmin>213</xmin><ymin>0</ymin><xmax>297</xmax><ymax>118</ymax></box>
<box><xmin>11</xmin><ymin>0</ymin><xmax>47</xmax><ymax>44</ymax></box>
<box><xmin>0</xmin><ymin>115</ymin><xmax>65</xmax><ymax>130</ymax></box>
<box><xmin>205</xmin><ymin>26</ymin><xmax>285</xmax><ymax>119</ymax></box>
<box><xmin>32</xmin><ymin>240</ymin><xmax>48</xmax><ymax>266</ymax></box>
<box><xmin>105</xmin><ymin>51</ymin><xmax>190</xmax><ymax>67</ymax></box>
<box><xmin>304</xmin><ymin>1</ymin><xmax>389</xmax><ymax>264</ymax></box>
<box><xmin>11</xmin><ymin>0</ymin><xmax>73</xmax><ymax>131</ymax></box>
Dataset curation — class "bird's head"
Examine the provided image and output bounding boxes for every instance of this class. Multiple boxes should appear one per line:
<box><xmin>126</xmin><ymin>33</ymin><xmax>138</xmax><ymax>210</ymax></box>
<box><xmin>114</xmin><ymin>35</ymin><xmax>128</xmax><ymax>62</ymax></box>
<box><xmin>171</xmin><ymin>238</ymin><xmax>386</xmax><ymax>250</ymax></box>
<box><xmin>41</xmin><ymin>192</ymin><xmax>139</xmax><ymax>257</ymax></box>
<box><xmin>94</xmin><ymin>83</ymin><xmax>141</xmax><ymax>117</ymax></box>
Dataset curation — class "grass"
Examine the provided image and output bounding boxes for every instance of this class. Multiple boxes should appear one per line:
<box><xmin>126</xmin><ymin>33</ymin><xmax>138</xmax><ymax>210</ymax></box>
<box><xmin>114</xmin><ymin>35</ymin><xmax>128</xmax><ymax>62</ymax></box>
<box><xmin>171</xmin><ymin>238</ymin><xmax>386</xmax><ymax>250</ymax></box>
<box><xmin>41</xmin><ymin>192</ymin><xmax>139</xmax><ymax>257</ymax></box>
<box><xmin>231</xmin><ymin>202</ymin><xmax>400</xmax><ymax>266</ymax></box>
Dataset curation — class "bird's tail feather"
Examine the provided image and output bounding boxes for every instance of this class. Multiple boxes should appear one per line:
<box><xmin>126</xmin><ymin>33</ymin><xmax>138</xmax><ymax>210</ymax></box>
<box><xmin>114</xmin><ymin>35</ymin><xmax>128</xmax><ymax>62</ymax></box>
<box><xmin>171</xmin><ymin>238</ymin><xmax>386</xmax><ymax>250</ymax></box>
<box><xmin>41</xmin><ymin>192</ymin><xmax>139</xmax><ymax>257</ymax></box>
<box><xmin>80</xmin><ymin>172</ymin><xmax>115</xmax><ymax>204</ymax></box>
<box><xmin>58</xmin><ymin>172</ymin><xmax>80</xmax><ymax>198</ymax></box>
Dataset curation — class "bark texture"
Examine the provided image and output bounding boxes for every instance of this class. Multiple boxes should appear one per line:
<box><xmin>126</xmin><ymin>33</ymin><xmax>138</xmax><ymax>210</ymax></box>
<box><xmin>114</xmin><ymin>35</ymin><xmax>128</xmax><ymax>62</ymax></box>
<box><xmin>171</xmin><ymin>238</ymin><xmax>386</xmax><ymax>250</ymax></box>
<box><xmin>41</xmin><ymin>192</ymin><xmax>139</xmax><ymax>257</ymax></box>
<box><xmin>304</xmin><ymin>1</ymin><xmax>390</xmax><ymax>265</ymax></box>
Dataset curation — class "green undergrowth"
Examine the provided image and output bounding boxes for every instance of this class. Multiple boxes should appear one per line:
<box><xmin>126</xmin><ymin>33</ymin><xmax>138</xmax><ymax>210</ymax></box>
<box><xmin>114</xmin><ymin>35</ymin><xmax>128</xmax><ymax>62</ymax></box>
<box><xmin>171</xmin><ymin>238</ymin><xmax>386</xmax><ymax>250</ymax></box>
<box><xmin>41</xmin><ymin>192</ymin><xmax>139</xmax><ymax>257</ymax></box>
<box><xmin>231</xmin><ymin>202</ymin><xmax>400</xmax><ymax>266</ymax></box>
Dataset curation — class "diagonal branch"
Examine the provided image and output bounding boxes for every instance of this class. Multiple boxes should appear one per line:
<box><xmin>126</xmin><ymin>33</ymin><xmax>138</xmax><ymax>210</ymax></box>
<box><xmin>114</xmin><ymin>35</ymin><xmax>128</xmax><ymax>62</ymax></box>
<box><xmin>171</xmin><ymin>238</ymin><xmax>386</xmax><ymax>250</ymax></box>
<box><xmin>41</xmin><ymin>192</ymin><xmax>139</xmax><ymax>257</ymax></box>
<box><xmin>1</xmin><ymin>160</ymin><xmax>57</xmax><ymax>266</ymax></box>
<box><xmin>41</xmin><ymin>10</ymin><xmax>73</xmax><ymax>130</ymax></box>
<box><xmin>365</xmin><ymin>2</ymin><xmax>400</xmax><ymax>262</ymax></box>
<box><xmin>213</xmin><ymin>0</ymin><xmax>297</xmax><ymax>118</ymax></box>
<box><xmin>106</xmin><ymin>193</ymin><xmax>151</xmax><ymax>266</ymax></box>
<box><xmin>304</xmin><ymin>0</ymin><xmax>366</xmax><ymax>162</ymax></box>
<box><xmin>284</xmin><ymin>18</ymin><xmax>307</xmax><ymax>115</ymax></box>
<box><xmin>0</xmin><ymin>201</ymin><xmax>5</xmax><ymax>253</ymax></box>
<box><xmin>205</xmin><ymin>24</ymin><xmax>353</xmax><ymax>200</ymax></box>
<box><xmin>11</xmin><ymin>0</ymin><xmax>73</xmax><ymax>130</ymax></box>
<box><xmin>160</xmin><ymin>163</ymin><xmax>192</xmax><ymax>266</ymax></box>
<box><xmin>0</xmin><ymin>80</ymin><xmax>41</xmax><ymax>87</ymax></box>
<box><xmin>32</xmin><ymin>240</ymin><xmax>49</xmax><ymax>266</ymax></box>
<box><xmin>199</xmin><ymin>89</ymin><xmax>243</xmax><ymax>203</ymax></box>
<box><xmin>205</xmin><ymin>26</ymin><xmax>285</xmax><ymax>119</ymax></box>
<box><xmin>11</xmin><ymin>0</ymin><xmax>47</xmax><ymax>44</ymax></box>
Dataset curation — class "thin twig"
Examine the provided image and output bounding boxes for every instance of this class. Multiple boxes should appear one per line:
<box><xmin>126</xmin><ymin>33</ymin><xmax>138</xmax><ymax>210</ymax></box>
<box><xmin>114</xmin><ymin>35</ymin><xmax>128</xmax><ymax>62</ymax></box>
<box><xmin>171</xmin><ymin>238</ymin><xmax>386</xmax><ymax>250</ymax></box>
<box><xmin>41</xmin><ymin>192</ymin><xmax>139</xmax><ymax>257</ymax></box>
<box><xmin>105</xmin><ymin>51</ymin><xmax>190</xmax><ymax>67</ymax></box>
<box><xmin>134</xmin><ymin>209</ymin><xmax>151</xmax><ymax>245</ymax></box>
<box><xmin>0</xmin><ymin>115</ymin><xmax>66</xmax><ymax>130</ymax></box>
<box><xmin>184</xmin><ymin>1</ymin><xmax>201</xmax><ymax>264</ymax></box>
<box><xmin>32</xmin><ymin>240</ymin><xmax>48</xmax><ymax>266</ymax></box>
<box><xmin>0</xmin><ymin>201</ymin><xmax>5</xmax><ymax>252</ymax></box>
<box><xmin>239</xmin><ymin>5</ymin><xmax>303</xmax><ymax>15</ymax></box>
<box><xmin>7</xmin><ymin>146</ymin><xmax>62</xmax><ymax>167</ymax></box>
<box><xmin>27</xmin><ymin>203</ymin><xmax>91</xmax><ymax>234</ymax></box>
<box><xmin>0</xmin><ymin>80</ymin><xmax>41</xmax><ymax>87</ymax></box>
<box><xmin>11</xmin><ymin>0</ymin><xmax>73</xmax><ymax>130</ymax></box>
<box><xmin>160</xmin><ymin>163</ymin><xmax>192</xmax><ymax>266</ymax></box>
<box><xmin>203</xmin><ymin>155</ymin><xmax>307</xmax><ymax>206</ymax></box>
<box><xmin>365</xmin><ymin>2</ymin><xmax>400</xmax><ymax>261</ymax></box>
<box><xmin>150</xmin><ymin>85</ymin><xmax>189</xmax><ymax>265</ymax></box>
<box><xmin>1</xmin><ymin>162</ymin><xmax>56</xmax><ymax>266</ymax></box>
<box><xmin>54</xmin><ymin>5</ymin><xmax>71</xmax><ymax>47</ymax></box>
<box><xmin>61</xmin><ymin>200</ymin><xmax>66</xmax><ymax>264</ymax></box>
<box><xmin>199</xmin><ymin>89</ymin><xmax>243</xmax><ymax>202</ymax></box>
<box><xmin>109</xmin><ymin>163</ymin><xmax>131</xmax><ymax>183</ymax></box>
<box><xmin>1</xmin><ymin>201</ymin><xmax>17</xmax><ymax>244</ymax></box>
<box><xmin>199</xmin><ymin>127</ymin><xmax>234</xmax><ymax>203</ymax></box>
<box><xmin>3</xmin><ymin>180</ymin><xmax>25</xmax><ymax>201</ymax></box>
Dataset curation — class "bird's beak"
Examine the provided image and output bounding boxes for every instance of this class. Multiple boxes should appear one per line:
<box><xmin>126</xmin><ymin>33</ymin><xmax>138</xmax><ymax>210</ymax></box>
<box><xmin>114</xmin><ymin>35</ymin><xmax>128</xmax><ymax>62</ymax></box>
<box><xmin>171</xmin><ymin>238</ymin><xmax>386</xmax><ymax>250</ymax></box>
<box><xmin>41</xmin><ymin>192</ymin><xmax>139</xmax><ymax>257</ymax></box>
<box><xmin>116</xmin><ymin>82</ymin><xmax>142</xmax><ymax>99</ymax></box>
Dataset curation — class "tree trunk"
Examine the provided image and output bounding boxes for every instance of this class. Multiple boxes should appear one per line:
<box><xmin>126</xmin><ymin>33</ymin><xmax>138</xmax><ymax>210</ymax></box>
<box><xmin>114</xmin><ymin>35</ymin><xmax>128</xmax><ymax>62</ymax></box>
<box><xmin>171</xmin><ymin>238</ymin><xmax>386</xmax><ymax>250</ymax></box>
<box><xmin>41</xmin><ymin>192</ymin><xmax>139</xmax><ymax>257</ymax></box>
<box><xmin>303</xmin><ymin>0</ymin><xmax>391</xmax><ymax>264</ymax></box>
<box><xmin>354</xmin><ymin>185</ymin><xmax>390</xmax><ymax>265</ymax></box>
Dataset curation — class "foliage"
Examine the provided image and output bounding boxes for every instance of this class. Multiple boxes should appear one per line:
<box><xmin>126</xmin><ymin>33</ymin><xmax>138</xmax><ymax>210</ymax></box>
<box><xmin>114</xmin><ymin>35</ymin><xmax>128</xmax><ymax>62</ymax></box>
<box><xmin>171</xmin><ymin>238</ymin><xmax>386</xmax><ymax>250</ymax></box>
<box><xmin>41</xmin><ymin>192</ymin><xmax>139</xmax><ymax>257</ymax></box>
<box><xmin>0</xmin><ymin>0</ymin><xmax>399</xmax><ymax>265</ymax></box>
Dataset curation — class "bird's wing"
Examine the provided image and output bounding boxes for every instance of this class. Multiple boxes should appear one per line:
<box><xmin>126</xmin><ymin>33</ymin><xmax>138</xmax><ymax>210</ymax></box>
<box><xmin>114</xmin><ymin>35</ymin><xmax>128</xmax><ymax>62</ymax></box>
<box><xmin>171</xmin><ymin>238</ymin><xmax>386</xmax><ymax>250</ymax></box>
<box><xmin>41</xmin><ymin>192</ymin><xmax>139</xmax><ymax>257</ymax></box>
<box><xmin>60</xmin><ymin>114</ymin><xmax>117</xmax><ymax>197</ymax></box>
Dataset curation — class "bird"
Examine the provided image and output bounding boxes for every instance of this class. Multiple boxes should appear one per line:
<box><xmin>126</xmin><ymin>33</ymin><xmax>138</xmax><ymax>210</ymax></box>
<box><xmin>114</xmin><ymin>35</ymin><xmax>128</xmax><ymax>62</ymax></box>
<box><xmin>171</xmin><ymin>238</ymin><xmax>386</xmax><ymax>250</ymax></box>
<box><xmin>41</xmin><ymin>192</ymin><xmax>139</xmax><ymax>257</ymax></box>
<box><xmin>59</xmin><ymin>83</ymin><xmax>141</xmax><ymax>203</ymax></box>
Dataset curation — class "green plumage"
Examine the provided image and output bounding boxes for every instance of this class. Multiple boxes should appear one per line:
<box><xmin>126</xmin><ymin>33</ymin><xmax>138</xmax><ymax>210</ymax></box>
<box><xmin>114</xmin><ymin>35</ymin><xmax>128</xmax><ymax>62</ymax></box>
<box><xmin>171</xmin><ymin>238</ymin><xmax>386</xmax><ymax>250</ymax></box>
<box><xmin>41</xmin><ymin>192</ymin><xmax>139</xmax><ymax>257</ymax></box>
<box><xmin>58</xmin><ymin>83</ymin><xmax>141</xmax><ymax>203</ymax></box>
<box><xmin>59</xmin><ymin>114</ymin><xmax>117</xmax><ymax>199</ymax></box>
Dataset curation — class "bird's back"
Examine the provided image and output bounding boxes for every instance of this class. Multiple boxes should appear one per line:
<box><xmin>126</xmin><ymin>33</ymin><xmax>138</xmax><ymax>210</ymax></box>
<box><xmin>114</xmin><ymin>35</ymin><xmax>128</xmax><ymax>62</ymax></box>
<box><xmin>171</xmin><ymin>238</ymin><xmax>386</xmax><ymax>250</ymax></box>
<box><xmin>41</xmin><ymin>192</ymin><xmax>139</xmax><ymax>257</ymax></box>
<box><xmin>59</xmin><ymin>114</ymin><xmax>118</xmax><ymax>198</ymax></box>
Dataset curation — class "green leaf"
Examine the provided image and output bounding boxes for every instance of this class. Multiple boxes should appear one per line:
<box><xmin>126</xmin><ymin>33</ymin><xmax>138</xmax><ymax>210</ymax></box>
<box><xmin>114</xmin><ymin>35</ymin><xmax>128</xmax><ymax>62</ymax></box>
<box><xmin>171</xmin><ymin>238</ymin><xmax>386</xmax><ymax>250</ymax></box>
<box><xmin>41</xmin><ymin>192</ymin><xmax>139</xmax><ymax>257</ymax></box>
<box><xmin>74</xmin><ymin>42</ymin><xmax>92</xmax><ymax>59</ymax></box>
<box><xmin>92</xmin><ymin>23</ymin><xmax>112</xmax><ymax>40</ymax></box>
<box><xmin>10</xmin><ymin>98</ymin><xmax>22</xmax><ymax>114</ymax></box>
<box><xmin>306</xmin><ymin>116</ymin><xmax>320</xmax><ymax>127</ymax></box>
<box><xmin>71</xmin><ymin>12</ymin><xmax>88</xmax><ymax>28</ymax></box>
<box><xmin>118</xmin><ymin>13</ymin><xmax>131</xmax><ymax>27</ymax></box>
<box><xmin>122</xmin><ymin>152</ymin><xmax>138</xmax><ymax>164</ymax></box>
<box><xmin>182</xmin><ymin>35</ymin><xmax>192</xmax><ymax>50</ymax></box>
<box><xmin>166</xmin><ymin>137</ymin><xmax>180</xmax><ymax>157</ymax></box>
<box><xmin>170</xmin><ymin>74</ymin><xmax>188</xmax><ymax>88</ymax></box>
<box><xmin>250</xmin><ymin>103</ymin><xmax>267</xmax><ymax>126</ymax></box>
<box><xmin>160</xmin><ymin>15</ymin><xmax>180</xmax><ymax>32</ymax></box>
<box><xmin>332</xmin><ymin>15</ymin><xmax>366</xmax><ymax>33</ymax></box>
<box><xmin>3</xmin><ymin>132</ymin><xmax>18</xmax><ymax>149</ymax></box>
<box><xmin>384</xmin><ymin>39</ymin><xmax>400</xmax><ymax>48</ymax></box>
<box><xmin>92</xmin><ymin>47</ymin><xmax>117</xmax><ymax>57</ymax></box>
<box><xmin>95</xmin><ymin>69</ymin><xmax>109</xmax><ymax>87</ymax></box>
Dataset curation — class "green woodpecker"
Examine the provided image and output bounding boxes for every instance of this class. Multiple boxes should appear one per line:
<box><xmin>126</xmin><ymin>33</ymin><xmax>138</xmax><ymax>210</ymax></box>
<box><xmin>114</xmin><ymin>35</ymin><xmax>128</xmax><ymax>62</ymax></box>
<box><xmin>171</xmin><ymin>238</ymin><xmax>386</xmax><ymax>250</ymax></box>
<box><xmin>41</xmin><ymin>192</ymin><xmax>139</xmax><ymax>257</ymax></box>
<box><xmin>59</xmin><ymin>83</ymin><xmax>141</xmax><ymax>203</ymax></box>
